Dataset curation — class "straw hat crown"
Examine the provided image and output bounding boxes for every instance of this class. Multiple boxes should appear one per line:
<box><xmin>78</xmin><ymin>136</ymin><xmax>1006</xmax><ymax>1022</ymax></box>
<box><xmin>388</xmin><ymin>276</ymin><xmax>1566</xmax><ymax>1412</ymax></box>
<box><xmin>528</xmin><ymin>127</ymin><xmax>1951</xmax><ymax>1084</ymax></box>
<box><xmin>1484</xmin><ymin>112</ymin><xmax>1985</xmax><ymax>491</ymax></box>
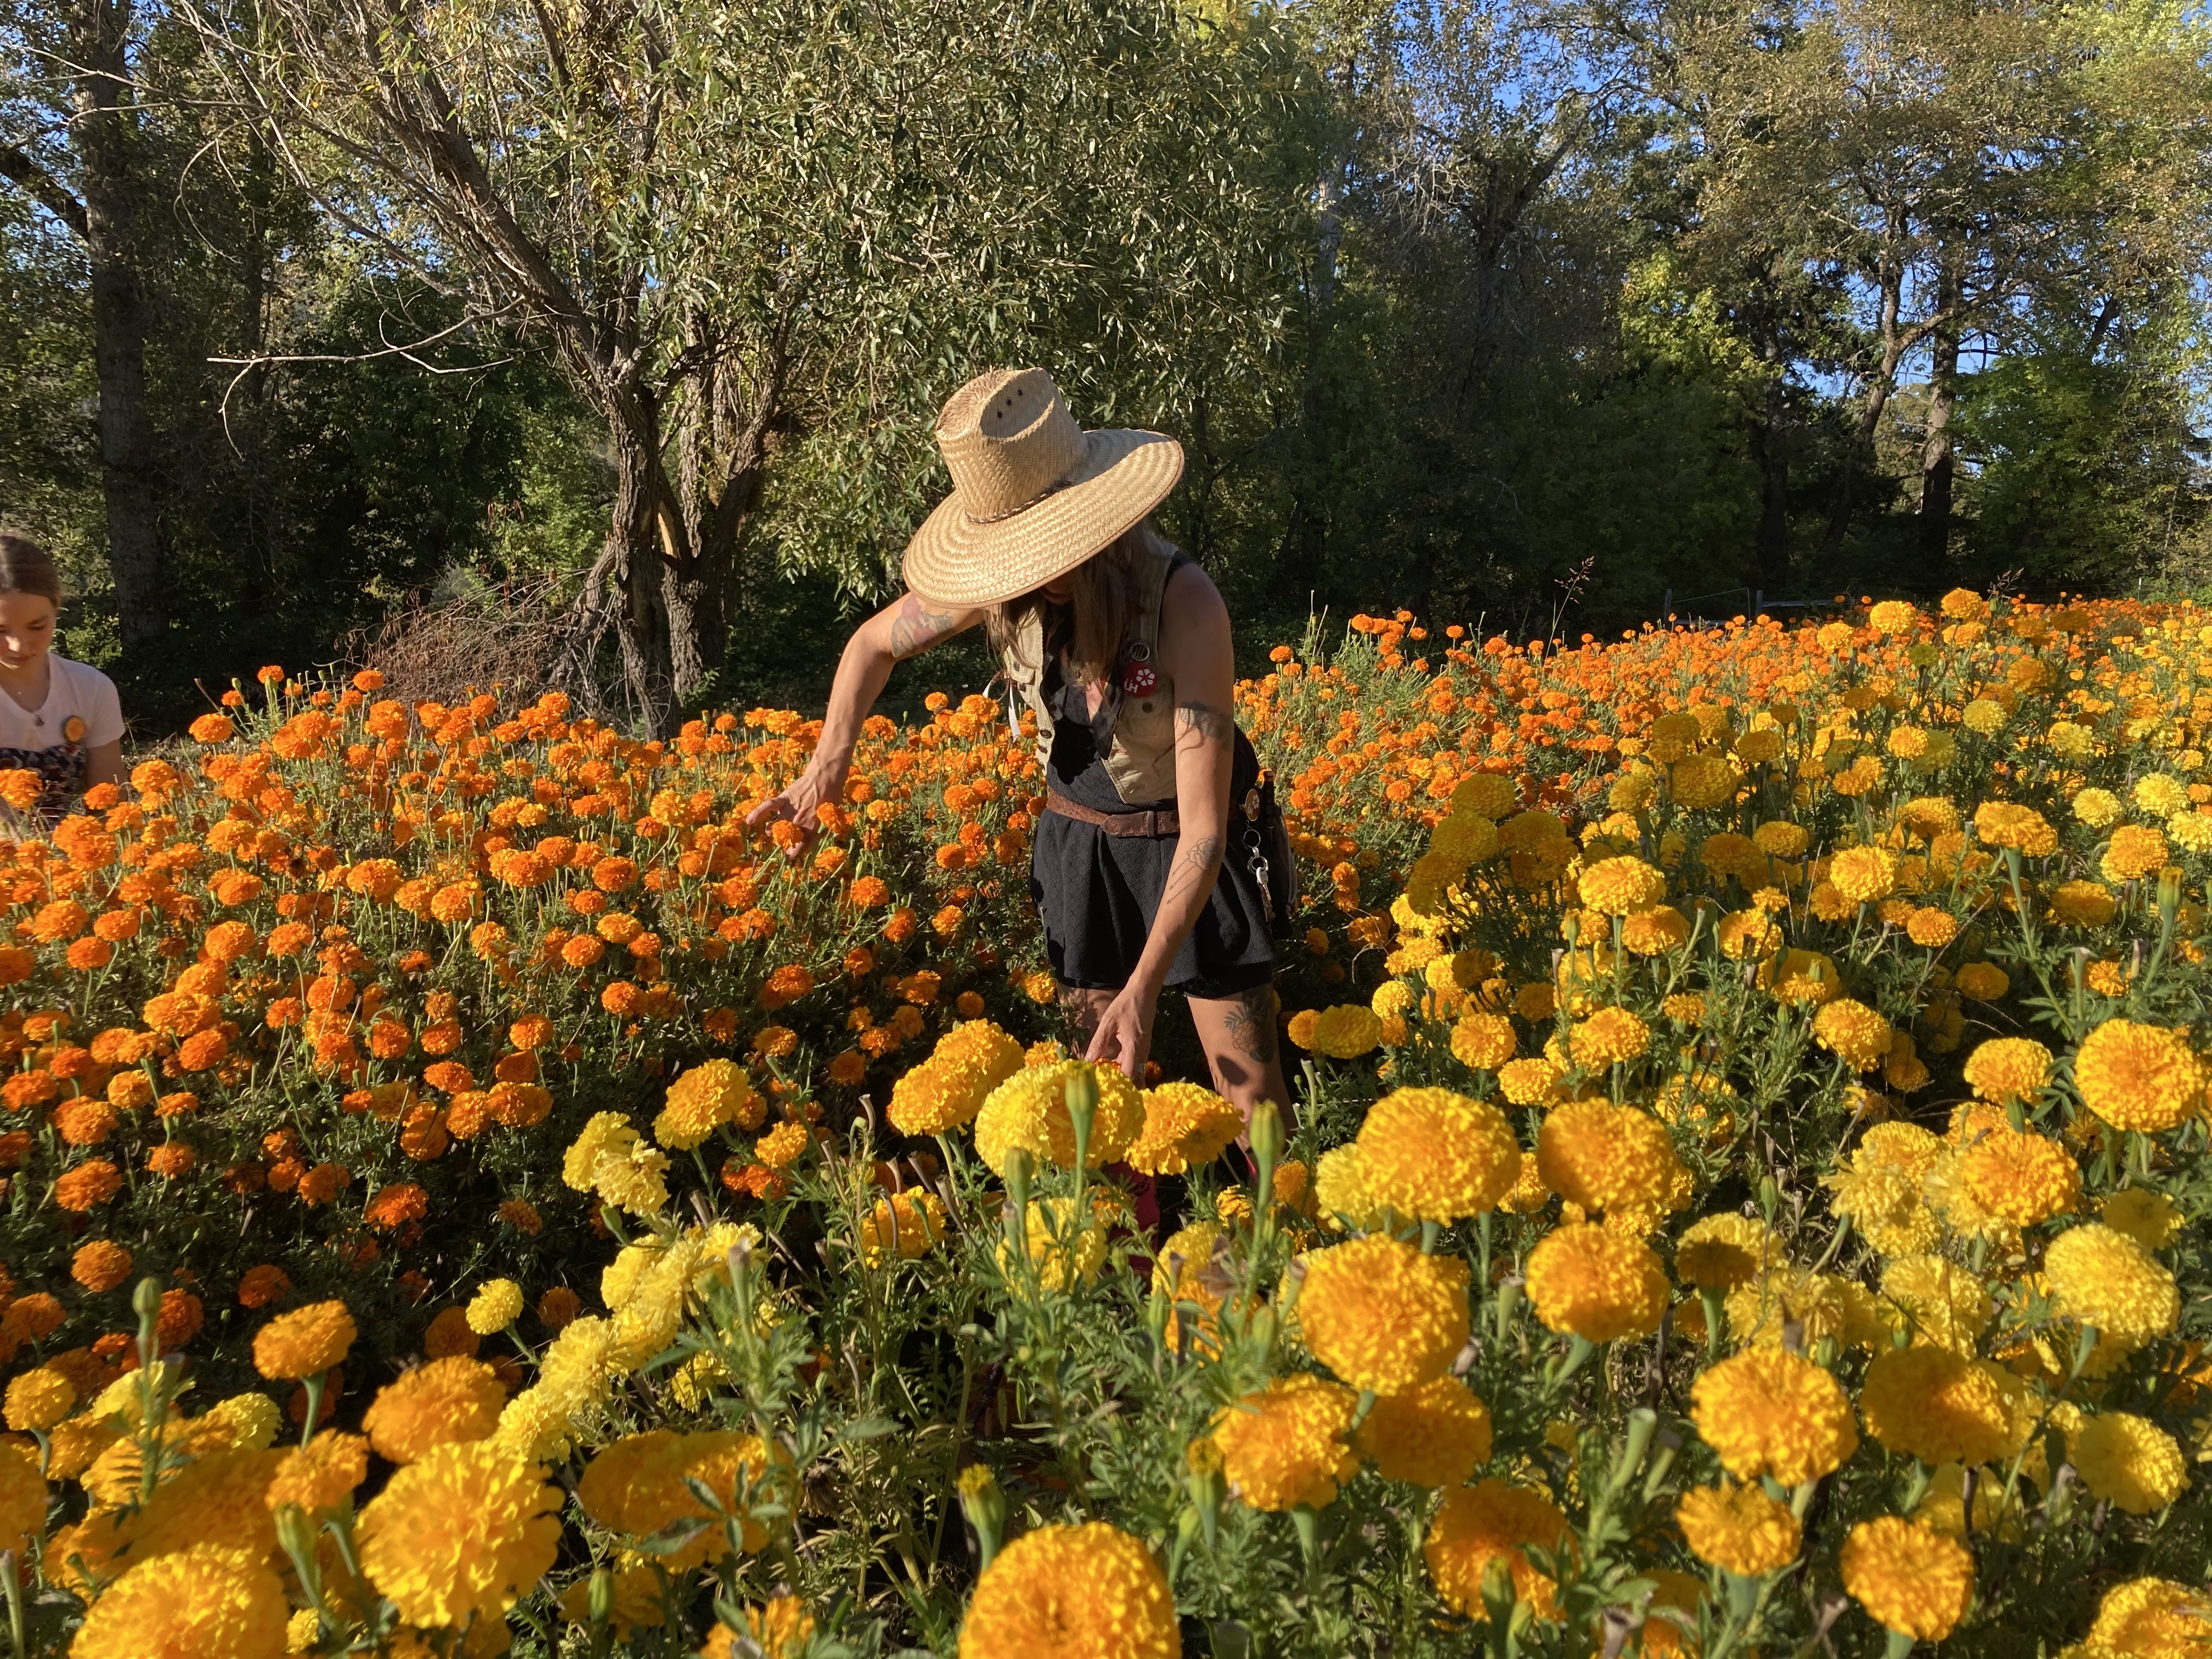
<box><xmin>902</xmin><ymin>368</ymin><xmax>1183</xmax><ymax>608</ymax></box>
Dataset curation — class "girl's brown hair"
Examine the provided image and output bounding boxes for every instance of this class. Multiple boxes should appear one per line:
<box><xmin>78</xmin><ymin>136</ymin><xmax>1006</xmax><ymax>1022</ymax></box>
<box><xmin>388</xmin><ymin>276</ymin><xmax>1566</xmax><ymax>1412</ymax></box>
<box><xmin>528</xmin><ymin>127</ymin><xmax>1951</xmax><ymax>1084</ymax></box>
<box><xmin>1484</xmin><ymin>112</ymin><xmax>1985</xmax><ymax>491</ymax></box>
<box><xmin>986</xmin><ymin>520</ymin><xmax>1173</xmax><ymax>685</ymax></box>
<box><xmin>0</xmin><ymin>532</ymin><xmax>61</xmax><ymax>607</ymax></box>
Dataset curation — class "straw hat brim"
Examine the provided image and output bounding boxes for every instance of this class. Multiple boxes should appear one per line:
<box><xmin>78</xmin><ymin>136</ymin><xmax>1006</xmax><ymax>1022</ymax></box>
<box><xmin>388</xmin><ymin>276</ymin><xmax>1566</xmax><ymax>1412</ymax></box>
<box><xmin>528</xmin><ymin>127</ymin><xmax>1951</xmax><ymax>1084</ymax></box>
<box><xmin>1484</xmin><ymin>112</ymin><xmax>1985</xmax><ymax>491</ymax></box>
<box><xmin>902</xmin><ymin>428</ymin><xmax>1184</xmax><ymax>608</ymax></box>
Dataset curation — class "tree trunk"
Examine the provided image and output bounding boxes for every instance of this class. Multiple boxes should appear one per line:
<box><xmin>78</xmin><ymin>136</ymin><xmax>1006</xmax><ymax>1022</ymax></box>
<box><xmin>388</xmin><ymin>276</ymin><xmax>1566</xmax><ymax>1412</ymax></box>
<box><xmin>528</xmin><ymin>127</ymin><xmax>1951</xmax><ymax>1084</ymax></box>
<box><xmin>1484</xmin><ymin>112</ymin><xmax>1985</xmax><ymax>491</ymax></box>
<box><xmin>1824</xmin><ymin>268</ymin><xmax>1906</xmax><ymax>556</ymax></box>
<box><xmin>73</xmin><ymin>0</ymin><xmax>167</xmax><ymax>655</ymax></box>
<box><xmin>1918</xmin><ymin>249</ymin><xmax>1962</xmax><ymax>563</ymax></box>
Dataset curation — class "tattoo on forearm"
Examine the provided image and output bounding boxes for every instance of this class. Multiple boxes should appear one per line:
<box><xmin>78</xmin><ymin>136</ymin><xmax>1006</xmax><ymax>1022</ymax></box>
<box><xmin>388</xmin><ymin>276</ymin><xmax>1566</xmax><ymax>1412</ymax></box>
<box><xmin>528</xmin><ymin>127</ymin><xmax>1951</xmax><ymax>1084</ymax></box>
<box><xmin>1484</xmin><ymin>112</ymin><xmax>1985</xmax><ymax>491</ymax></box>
<box><xmin>1160</xmin><ymin>832</ymin><xmax>1225</xmax><ymax>913</ymax></box>
<box><xmin>1176</xmin><ymin>700</ymin><xmax>1234</xmax><ymax>744</ymax></box>
<box><xmin>888</xmin><ymin>594</ymin><xmax>961</xmax><ymax>660</ymax></box>
<box><xmin>1222</xmin><ymin>982</ymin><xmax>1279</xmax><ymax>1066</ymax></box>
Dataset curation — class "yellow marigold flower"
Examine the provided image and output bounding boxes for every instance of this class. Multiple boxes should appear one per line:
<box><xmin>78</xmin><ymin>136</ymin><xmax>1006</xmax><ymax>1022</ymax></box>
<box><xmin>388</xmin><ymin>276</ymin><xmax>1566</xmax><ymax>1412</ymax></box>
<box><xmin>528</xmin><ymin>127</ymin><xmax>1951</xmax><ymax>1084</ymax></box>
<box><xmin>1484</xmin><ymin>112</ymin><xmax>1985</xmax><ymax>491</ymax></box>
<box><xmin>362</xmin><ymin>1356</ymin><xmax>506</xmax><ymax>1464</ymax></box>
<box><xmin>1537</xmin><ymin>1101</ymin><xmax>1687</xmax><ymax>1222</ymax></box>
<box><xmin>955</xmin><ymin>1521</ymin><xmax>1178</xmax><ymax>1659</ymax></box>
<box><xmin>4</xmin><ymin>1367</ymin><xmax>74</xmax><ymax>1431</ymax></box>
<box><xmin>1905</xmin><ymin>905</ymin><xmax>1959</xmax><ymax>947</ymax></box>
<box><xmin>466</xmin><ymin>1278</ymin><xmax>525</xmax><ymax>1335</ymax></box>
<box><xmin>1353</xmin><ymin>1376</ymin><xmax>1493</xmax><ymax>1487</ymax></box>
<box><xmin>1296</xmin><ymin>1234</ymin><xmax>1470</xmax><ymax>1392</ymax></box>
<box><xmin>2044</xmin><ymin>1223</ymin><xmax>2180</xmax><ymax>1345</ymax></box>
<box><xmin>860</xmin><ymin>1190</ymin><xmax>946</xmax><ymax>1266</ymax></box>
<box><xmin>1724</xmin><ymin>1266</ymin><xmax>1886</xmax><ymax>1353</ymax></box>
<box><xmin>1675</xmin><ymin>1481</ymin><xmax>1799</xmax><ymax>1576</ymax></box>
<box><xmin>2071</xmin><ymin>1412</ymin><xmax>2190</xmax><ymax>1515</ymax></box>
<box><xmin>1370</xmin><ymin>978</ymin><xmax>1417</xmax><ymax>1023</ymax></box>
<box><xmin>1671</xmin><ymin>752</ymin><xmax>1739</xmax><ymax>810</ymax></box>
<box><xmin>1957</xmin><ymin>1127</ymin><xmax>2079</xmax><ymax>1227</ymax></box>
<box><xmin>1523</xmin><ymin>1223</ymin><xmax>1669</xmax><ymax>1343</ymax></box>
<box><xmin>1620</xmin><ymin>904</ymin><xmax>1690</xmax><ymax>955</ymax></box>
<box><xmin>1974</xmin><ymin>800</ymin><xmax>2058</xmax><ymax>857</ymax></box>
<box><xmin>69</xmin><ymin>1544</ymin><xmax>289</xmax><ymax>1659</ymax></box>
<box><xmin>1310</xmin><ymin>1144</ymin><xmax>1379</xmax><ymax>1232</ymax></box>
<box><xmin>1827</xmin><ymin>845</ymin><xmax>1897</xmax><ymax>904</ymax></box>
<box><xmin>1839</xmin><ymin>1516</ymin><xmax>1973</xmax><ymax>1643</ymax></box>
<box><xmin>592</xmin><ymin>1133</ymin><xmax>672</xmax><ymax>1215</ymax></box>
<box><xmin>755</xmin><ymin>1120</ymin><xmax>809</xmax><ymax>1169</ymax></box>
<box><xmin>1962</xmin><ymin>697</ymin><xmax>2006</xmax><ymax>733</ymax></box>
<box><xmin>1565</xmin><ymin>1005</ymin><xmax>1650</xmax><ymax>1069</ymax></box>
<box><xmin>1423</xmin><ymin>1478</ymin><xmax>1569</xmax><ymax>1620</ymax></box>
<box><xmin>1674</xmin><ymin>1214</ymin><xmax>1775</xmax><ymax>1291</ymax></box>
<box><xmin>2135</xmin><ymin>773</ymin><xmax>2191</xmax><ymax>816</ymax></box>
<box><xmin>1209</xmin><ymin>1374</ymin><xmax>1358</xmax><ymax>1511</ymax></box>
<box><xmin>2050</xmin><ymin>877</ymin><xmax>2117</xmax><ymax>927</ymax></box>
<box><xmin>2073</xmin><ymin>1019</ymin><xmax>2203</xmax><ymax>1133</ymax></box>
<box><xmin>263</xmin><ymin>1431</ymin><xmax>369</xmax><ymax>1518</ymax></box>
<box><xmin>2102</xmin><ymin>822</ymin><xmax>2170</xmax><ymax>883</ymax></box>
<box><xmin>357</xmin><ymin>1440</ymin><xmax>561</xmax><ymax>1629</ymax></box>
<box><xmin>888</xmin><ymin>1021</ymin><xmax>1025</xmax><ymax>1135</ymax></box>
<box><xmin>1752</xmin><ymin>820</ymin><xmax>1809</xmax><ymax>857</ymax></box>
<box><xmin>1961</xmin><ymin>1036</ymin><xmax>2052</xmax><ymax>1104</ymax></box>
<box><xmin>1355</xmin><ymin>1087</ymin><xmax>1522</xmax><ymax>1222</ymax></box>
<box><xmin>1127</xmin><ymin>1082</ymin><xmax>1244</xmax><ymax>1176</ymax></box>
<box><xmin>577</xmin><ymin>1428</ymin><xmax>774</xmax><ymax>1566</ymax></box>
<box><xmin>1812</xmin><ymin>998</ymin><xmax>1893</xmax><ymax>1071</ymax></box>
<box><xmin>997</xmin><ymin>1197</ymin><xmax>1108</xmax><ymax>1290</ymax></box>
<box><xmin>252</xmin><ymin>1299</ymin><xmax>356</xmax><ymax>1380</ymax></box>
<box><xmin>974</xmin><ymin>1061</ymin><xmax>1144</xmax><ymax>1175</ymax></box>
<box><xmin>2072</xmin><ymin>786</ymin><xmax>2123</xmax><ymax>827</ymax></box>
<box><xmin>1308</xmin><ymin>1004</ymin><xmax>1385</xmax><ymax>1058</ymax></box>
<box><xmin>1867</xmin><ymin>599</ymin><xmax>1918</xmax><ymax>634</ymax></box>
<box><xmin>2078</xmin><ymin>1577</ymin><xmax>2212</xmax><ymax>1657</ymax></box>
<box><xmin>1954</xmin><ymin>961</ymin><xmax>2010</xmax><ymax>1000</ymax></box>
<box><xmin>1577</xmin><ymin>855</ymin><xmax>1667</xmax><ymax>915</ymax></box>
<box><xmin>1449</xmin><ymin>1011</ymin><xmax>1516</xmax><ymax>1071</ymax></box>
<box><xmin>1860</xmin><ymin>1345</ymin><xmax>2018</xmax><ymax>1466</ymax></box>
<box><xmin>700</xmin><ymin>1595</ymin><xmax>815</xmax><ymax>1658</ymax></box>
<box><xmin>654</xmin><ymin>1058</ymin><xmax>760</xmax><ymax>1149</ymax></box>
<box><xmin>2098</xmin><ymin>1187</ymin><xmax>2182</xmax><ymax>1251</ymax></box>
<box><xmin>1690</xmin><ymin>1348</ymin><xmax>1858</xmax><ymax>1483</ymax></box>
<box><xmin>1497</xmin><ymin>1056</ymin><xmax>1564</xmax><ymax>1106</ymax></box>
<box><xmin>1878</xmin><ymin>1254</ymin><xmax>1991</xmax><ymax>1355</ymax></box>
<box><xmin>0</xmin><ymin>1442</ymin><xmax>43</xmax><ymax>1559</ymax></box>
<box><xmin>561</xmin><ymin>1109</ymin><xmax>639</xmax><ymax>1190</ymax></box>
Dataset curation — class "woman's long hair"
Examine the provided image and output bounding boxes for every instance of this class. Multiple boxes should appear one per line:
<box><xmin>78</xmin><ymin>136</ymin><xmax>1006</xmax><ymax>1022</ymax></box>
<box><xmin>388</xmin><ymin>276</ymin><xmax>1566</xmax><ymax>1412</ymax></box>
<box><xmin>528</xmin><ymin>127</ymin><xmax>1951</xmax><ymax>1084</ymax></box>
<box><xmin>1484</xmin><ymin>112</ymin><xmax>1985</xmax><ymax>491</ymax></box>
<box><xmin>985</xmin><ymin>520</ymin><xmax>1172</xmax><ymax>686</ymax></box>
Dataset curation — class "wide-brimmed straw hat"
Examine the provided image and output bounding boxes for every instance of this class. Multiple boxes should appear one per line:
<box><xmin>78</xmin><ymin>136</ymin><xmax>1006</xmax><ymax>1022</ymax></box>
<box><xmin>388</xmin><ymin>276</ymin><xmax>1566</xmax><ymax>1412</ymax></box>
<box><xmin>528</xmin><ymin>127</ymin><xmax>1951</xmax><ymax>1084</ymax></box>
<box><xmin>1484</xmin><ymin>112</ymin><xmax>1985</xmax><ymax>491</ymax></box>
<box><xmin>901</xmin><ymin>368</ymin><xmax>1183</xmax><ymax>608</ymax></box>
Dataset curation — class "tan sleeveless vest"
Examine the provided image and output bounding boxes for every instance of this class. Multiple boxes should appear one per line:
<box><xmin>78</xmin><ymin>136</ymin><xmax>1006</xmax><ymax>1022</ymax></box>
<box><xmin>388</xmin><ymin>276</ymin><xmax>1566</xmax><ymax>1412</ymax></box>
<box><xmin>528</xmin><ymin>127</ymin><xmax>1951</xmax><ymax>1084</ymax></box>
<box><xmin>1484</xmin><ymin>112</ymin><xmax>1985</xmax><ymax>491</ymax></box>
<box><xmin>998</xmin><ymin>539</ymin><xmax>1180</xmax><ymax>803</ymax></box>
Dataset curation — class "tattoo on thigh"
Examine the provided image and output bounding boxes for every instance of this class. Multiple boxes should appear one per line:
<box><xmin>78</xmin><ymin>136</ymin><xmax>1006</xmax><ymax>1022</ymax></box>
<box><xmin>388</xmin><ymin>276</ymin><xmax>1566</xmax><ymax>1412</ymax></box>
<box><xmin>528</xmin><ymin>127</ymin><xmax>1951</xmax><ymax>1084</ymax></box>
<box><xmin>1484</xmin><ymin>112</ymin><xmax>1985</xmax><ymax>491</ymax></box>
<box><xmin>1222</xmin><ymin>982</ymin><xmax>1278</xmax><ymax>1066</ymax></box>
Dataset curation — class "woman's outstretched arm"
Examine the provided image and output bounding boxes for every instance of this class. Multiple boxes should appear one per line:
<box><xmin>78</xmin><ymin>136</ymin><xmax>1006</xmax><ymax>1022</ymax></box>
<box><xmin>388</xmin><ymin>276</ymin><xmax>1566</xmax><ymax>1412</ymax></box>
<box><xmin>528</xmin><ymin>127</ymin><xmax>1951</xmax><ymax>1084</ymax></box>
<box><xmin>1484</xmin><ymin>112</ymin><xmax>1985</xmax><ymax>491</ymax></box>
<box><xmin>745</xmin><ymin>590</ymin><xmax>983</xmax><ymax>847</ymax></box>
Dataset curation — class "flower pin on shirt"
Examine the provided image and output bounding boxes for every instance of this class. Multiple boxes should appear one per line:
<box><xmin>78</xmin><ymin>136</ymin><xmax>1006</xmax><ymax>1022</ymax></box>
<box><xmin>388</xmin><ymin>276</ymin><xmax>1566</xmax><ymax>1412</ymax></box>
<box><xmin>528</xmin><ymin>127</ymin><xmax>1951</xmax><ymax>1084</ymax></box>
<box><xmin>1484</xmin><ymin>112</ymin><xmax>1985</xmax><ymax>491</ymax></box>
<box><xmin>62</xmin><ymin>716</ymin><xmax>85</xmax><ymax>743</ymax></box>
<box><xmin>1120</xmin><ymin>639</ymin><xmax>1158</xmax><ymax>698</ymax></box>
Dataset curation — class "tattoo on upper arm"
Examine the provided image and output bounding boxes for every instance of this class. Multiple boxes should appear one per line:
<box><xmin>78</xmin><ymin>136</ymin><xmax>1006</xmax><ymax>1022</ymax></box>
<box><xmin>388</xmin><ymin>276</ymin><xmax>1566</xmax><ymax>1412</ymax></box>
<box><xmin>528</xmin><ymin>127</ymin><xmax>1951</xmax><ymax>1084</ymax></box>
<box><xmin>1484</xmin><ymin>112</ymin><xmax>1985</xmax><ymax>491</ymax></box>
<box><xmin>1176</xmin><ymin>700</ymin><xmax>1234</xmax><ymax>745</ymax></box>
<box><xmin>887</xmin><ymin>594</ymin><xmax>962</xmax><ymax>660</ymax></box>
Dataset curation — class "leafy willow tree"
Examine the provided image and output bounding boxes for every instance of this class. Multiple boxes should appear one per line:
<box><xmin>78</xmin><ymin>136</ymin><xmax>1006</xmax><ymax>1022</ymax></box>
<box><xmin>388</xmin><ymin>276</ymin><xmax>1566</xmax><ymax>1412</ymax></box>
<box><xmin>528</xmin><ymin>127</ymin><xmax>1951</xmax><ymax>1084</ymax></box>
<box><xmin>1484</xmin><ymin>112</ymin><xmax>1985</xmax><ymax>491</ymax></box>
<box><xmin>187</xmin><ymin>0</ymin><xmax>1318</xmax><ymax>728</ymax></box>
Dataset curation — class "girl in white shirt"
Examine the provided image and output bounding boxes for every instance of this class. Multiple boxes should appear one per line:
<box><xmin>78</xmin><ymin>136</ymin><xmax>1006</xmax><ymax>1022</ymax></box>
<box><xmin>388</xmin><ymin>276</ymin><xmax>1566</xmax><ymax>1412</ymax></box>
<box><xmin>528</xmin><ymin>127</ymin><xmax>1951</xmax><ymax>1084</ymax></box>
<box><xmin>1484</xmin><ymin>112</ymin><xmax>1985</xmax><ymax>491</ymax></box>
<box><xmin>0</xmin><ymin>532</ymin><xmax>126</xmax><ymax>825</ymax></box>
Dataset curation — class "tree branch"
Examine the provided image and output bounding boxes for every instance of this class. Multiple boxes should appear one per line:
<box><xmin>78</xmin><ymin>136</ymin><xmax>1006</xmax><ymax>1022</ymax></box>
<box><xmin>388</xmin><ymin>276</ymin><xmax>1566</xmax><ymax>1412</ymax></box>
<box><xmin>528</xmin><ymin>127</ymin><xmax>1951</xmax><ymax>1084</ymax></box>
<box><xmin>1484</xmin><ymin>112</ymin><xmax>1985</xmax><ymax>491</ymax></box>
<box><xmin>0</xmin><ymin>143</ymin><xmax>88</xmax><ymax>238</ymax></box>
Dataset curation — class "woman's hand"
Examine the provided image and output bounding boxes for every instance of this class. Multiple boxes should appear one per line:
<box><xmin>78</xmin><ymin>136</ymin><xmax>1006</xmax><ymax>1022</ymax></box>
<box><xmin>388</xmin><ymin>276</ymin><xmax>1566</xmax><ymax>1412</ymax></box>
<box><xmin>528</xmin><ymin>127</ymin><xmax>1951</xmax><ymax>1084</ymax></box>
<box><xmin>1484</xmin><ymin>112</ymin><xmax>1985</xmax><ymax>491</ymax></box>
<box><xmin>1085</xmin><ymin>981</ymin><xmax>1159</xmax><ymax>1082</ymax></box>
<box><xmin>744</xmin><ymin>761</ymin><xmax>846</xmax><ymax>855</ymax></box>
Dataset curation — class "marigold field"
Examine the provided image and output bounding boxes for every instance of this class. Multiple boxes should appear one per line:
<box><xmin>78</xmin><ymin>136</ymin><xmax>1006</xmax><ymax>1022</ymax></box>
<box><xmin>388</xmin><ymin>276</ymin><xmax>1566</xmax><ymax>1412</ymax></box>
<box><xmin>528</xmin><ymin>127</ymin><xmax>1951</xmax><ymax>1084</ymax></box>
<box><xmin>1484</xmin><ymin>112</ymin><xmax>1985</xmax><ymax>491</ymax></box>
<box><xmin>1</xmin><ymin>591</ymin><xmax>2210</xmax><ymax>1658</ymax></box>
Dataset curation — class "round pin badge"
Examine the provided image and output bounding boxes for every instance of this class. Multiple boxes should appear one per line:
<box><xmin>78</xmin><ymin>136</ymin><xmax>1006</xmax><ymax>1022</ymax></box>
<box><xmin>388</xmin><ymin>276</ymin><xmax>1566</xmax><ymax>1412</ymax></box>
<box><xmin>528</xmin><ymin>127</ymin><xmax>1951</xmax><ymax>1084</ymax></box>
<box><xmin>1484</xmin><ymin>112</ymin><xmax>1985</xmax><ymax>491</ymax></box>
<box><xmin>1121</xmin><ymin>662</ymin><xmax>1158</xmax><ymax>697</ymax></box>
<box><xmin>62</xmin><ymin>715</ymin><xmax>85</xmax><ymax>743</ymax></box>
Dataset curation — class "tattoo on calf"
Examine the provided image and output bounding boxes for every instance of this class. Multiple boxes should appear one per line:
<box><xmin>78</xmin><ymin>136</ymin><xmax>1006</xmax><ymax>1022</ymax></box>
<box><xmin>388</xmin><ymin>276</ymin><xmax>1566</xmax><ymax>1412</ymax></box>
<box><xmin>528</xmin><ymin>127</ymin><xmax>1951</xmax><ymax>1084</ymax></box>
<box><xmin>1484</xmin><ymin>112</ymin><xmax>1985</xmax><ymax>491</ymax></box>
<box><xmin>888</xmin><ymin>594</ymin><xmax>960</xmax><ymax>660</ymax></box>
<box><xmin>1175</xmin><ymin>700</ymin><xmax>1234</xmax><ymax>744</ymax></box>
<box><xmin>1222</xmin><ymin>983</ymin><xmax>1278</xmax><ymax>1065</ymax></box>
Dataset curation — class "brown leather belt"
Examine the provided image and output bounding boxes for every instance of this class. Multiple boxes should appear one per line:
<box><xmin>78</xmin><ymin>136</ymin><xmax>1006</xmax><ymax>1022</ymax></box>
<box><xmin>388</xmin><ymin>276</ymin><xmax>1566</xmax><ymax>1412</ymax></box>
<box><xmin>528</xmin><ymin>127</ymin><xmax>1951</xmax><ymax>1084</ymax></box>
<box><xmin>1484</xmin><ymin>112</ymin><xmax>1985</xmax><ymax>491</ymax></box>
<box><xmin>1043</xmin><ymin>790</ymin><xmax>1180</xmax><ymax>838</ymax></box>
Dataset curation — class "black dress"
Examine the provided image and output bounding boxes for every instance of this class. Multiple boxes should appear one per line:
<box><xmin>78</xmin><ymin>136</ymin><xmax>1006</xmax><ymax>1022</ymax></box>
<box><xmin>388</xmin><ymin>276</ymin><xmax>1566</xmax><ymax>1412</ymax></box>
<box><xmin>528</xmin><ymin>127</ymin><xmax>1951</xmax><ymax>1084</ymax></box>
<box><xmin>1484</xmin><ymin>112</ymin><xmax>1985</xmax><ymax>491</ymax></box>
<box><xmin>1028</xmin><ymin>644</ymin><xmax>1278</xmax><ymax>1000</ymax></box>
